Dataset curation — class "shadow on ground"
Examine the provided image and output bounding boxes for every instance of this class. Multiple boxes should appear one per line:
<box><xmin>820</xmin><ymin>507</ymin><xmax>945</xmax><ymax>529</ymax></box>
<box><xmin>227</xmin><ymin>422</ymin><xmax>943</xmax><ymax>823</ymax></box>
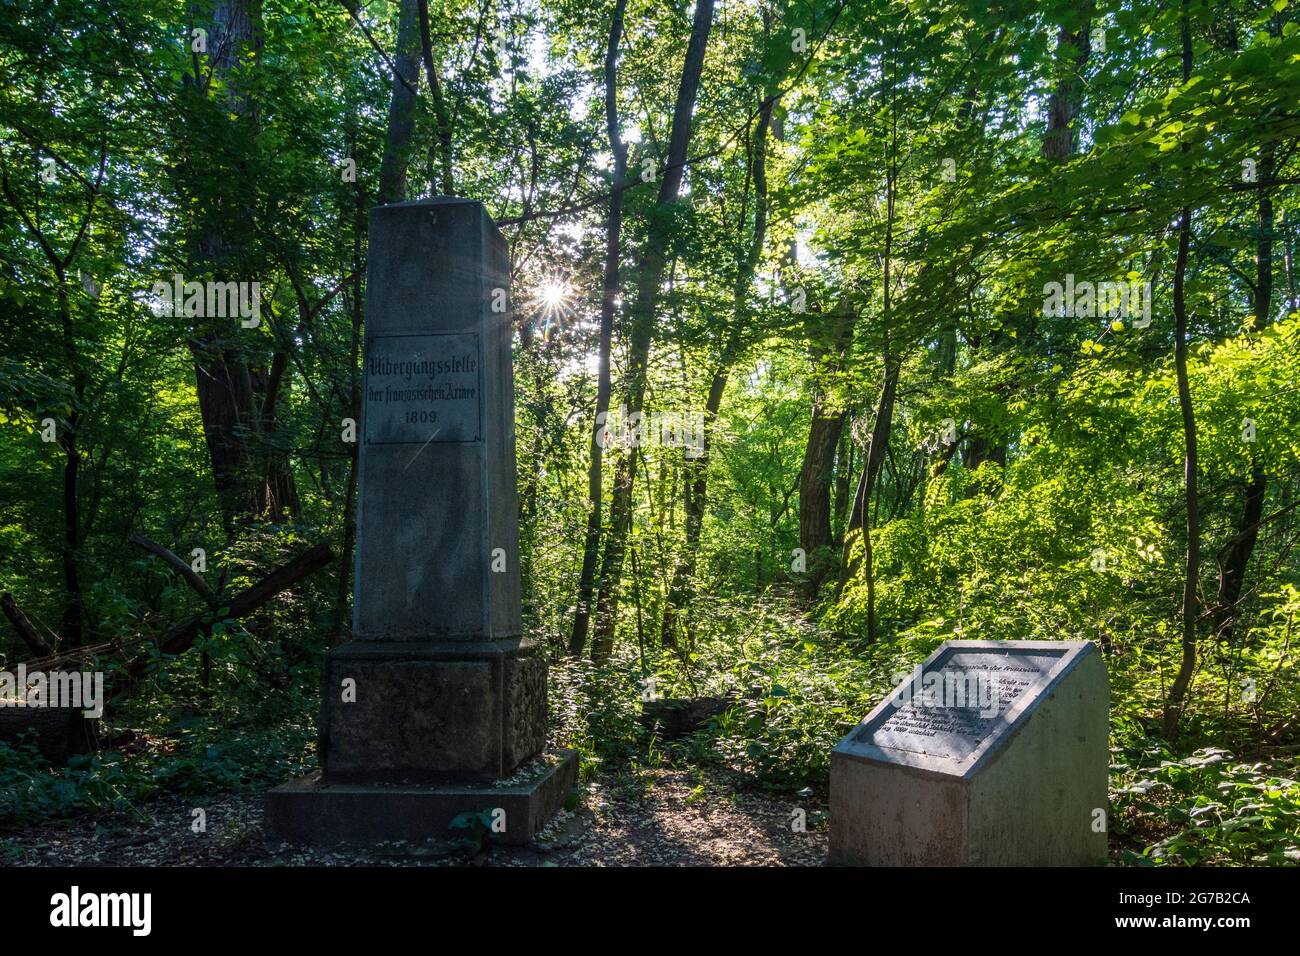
<box><xmin>5</xmin><ymin>764</ymin><xmax>828</xmax><ymax>867</ymax></box>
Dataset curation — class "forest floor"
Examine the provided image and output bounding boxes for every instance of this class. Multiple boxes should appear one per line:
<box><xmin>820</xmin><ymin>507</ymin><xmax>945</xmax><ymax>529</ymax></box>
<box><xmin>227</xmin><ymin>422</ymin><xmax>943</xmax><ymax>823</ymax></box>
<box><xmin>8</xmin><ymin>764</ymin><xmax>829</xmax><ymax>867</ymax></box>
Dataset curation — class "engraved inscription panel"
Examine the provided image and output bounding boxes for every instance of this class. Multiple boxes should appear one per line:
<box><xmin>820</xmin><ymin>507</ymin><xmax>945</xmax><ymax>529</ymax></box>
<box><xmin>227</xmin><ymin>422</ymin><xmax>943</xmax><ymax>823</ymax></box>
<box><xmin>364</xmin><ymin>333</ymin><xmax>482</xmax><ymax>444</ymax></box>
<box><xmin>861</xmin><ymin>648</ymin><xmax>1063</xmax><ymax>761</ymax></box>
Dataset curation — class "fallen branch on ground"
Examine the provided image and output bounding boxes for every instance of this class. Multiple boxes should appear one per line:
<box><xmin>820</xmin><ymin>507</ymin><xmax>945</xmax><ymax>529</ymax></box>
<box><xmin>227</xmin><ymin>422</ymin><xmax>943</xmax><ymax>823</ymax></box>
<box><xmin>0</xmin><ymin>539</ymin><xmax>335</xmax><ymax>758</ymax></box>
<box><xmin>1</xmin><ymin>591</ymin><xmax>55</xmax><ymax>658</ymax></box>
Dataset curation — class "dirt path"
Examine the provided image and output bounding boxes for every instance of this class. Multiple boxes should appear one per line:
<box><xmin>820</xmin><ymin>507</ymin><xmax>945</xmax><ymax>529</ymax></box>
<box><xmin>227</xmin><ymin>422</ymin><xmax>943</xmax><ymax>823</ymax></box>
<box><xmin>7</xmin><ymin>766</ymin><xmax>828</xmax><ymax>867</ymax></box>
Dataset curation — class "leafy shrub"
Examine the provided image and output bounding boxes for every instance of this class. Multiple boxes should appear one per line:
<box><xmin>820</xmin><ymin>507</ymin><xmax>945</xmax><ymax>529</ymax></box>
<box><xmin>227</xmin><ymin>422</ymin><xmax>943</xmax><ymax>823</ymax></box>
<box><xmin>1112</xmin><ymin>744</ymin><xmax>1300</xmax><ymax>865</ymax></box>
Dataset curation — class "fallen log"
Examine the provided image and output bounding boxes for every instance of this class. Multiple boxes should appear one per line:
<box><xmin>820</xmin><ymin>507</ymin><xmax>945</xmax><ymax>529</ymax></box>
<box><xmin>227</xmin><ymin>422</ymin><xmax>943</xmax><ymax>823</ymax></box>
<box><xmin>120</xmin><ymin>541</ymin><xmax>335</xmax><ymax>687</ymax></box>
<box><xmin>1</xmin><ymin>591</ymin><xmax>54</xmax><ymax>658</ymax></box>
<box><xmin>0</xmin><ymin>541</ymin><xmax>335</xmax><ymax>760</ymax></box>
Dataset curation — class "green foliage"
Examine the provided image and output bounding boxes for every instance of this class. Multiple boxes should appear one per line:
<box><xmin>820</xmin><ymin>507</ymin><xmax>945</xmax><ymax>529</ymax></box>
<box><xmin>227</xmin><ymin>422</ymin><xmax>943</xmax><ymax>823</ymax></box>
<box><xmin>710</xmin><ymin>636</ymin><xmax>914</xmax><ymax>789</ymax></box>
<box><xmin>549</xmin><ymin>657</ymin><xmax>648</xmax><ymax>763</ymax></box>
<box><xmin>2</xmin><ymin>0</ymin><xmax>1299</xmax><ymax>870</ymax></box>
<box><xmin>447</xmin><ymin>808</ymin><xmax>499</xmax><ymax>851</ymax></box>
<box><xmin>1112</xmin><ymin>746</ymin><xmax>1300</xmax><ymax>866</ymax></box>
<box><xmin>0</xmin><ymin>744</ymin><xmax>141</xmax><ymax>824</ymax></box>
<box><xmin>0</xmin><ymin>719</ymin><xmax>315</xmax><ymax>827</ymax></box>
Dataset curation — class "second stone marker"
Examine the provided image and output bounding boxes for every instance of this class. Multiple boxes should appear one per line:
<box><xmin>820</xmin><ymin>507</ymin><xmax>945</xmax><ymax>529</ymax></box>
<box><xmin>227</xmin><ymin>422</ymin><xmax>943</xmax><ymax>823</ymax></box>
<box><xmin>829</xmin><ymin>639</ymin><xmax>1108</xmax><ymax>866</ymax></box>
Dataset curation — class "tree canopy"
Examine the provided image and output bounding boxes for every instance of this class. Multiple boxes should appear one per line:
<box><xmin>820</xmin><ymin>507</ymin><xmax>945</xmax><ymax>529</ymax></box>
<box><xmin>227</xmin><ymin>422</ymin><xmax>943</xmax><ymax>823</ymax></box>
<box><xmin>3</xmin><ymin>0</ymin><xmax>1300</xmax><ymax>866</ymax></box>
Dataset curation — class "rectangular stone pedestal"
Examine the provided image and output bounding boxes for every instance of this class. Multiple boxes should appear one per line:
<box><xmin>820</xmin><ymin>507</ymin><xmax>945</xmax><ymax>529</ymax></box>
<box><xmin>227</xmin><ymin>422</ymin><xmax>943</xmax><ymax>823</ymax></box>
<box><xmin>320</xmin><ymin>638</ymin><xmax>547</xmax><ymax>784</ymax></box>
<box><xmin>266</xmin><ymin>750</ymin><xmax>578</xmax><ymax>847</ymax></box>
<box><xmin>829</xmin><ymin>640</ymin><xmax>1109</xmax><ymax>866</ymax></box>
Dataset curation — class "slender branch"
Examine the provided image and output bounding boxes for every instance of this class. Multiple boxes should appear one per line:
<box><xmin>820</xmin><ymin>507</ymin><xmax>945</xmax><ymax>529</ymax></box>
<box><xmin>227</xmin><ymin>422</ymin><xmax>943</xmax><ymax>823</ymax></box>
<box><xmin>129</xmin><ymin>533</ymin><xmax>217</xmax><ymax>606</ymax></box>
<box><xmin>1</xmin><ymin>592</ymin><xmax>55</xmax><ymax>658</ymax></box>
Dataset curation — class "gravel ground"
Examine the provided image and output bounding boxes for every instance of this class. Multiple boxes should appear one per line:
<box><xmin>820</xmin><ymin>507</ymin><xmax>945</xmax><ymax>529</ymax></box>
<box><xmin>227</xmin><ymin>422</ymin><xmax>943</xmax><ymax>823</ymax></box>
<box><xmin>5</xmin><ymin>766</ymin><xmax>829</xmax><ymax>867</ymax></box>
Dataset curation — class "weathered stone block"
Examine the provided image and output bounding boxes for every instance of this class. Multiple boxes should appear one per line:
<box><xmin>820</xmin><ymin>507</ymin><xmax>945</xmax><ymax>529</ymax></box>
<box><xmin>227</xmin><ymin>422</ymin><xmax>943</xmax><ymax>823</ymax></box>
<box><xmin>352</xmin><ymin>198</ymin><xmax>521</xmax><ymax>642</ymax></box>
<box><xmin>321</xmin><ymin>638</ymin><xmax>547</xmax><ymax>784</ymax></box>
<box><xmin>829</xmin><ymin>639</ymin><xmax>1109</xmax><ymax>866</ymax></box>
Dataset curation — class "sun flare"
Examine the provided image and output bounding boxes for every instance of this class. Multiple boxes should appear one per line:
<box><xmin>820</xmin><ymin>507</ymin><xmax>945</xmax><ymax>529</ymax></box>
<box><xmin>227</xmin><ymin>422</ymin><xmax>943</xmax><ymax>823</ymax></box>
<box><xmin>523</xmin><ymin>275</ymin><xmax>576</xmax><ymax>343</ymax></box>
<box><xmin>540</xmin><ymin>279</ymin><xmax>570</xmax><ymax>310</ymax></box>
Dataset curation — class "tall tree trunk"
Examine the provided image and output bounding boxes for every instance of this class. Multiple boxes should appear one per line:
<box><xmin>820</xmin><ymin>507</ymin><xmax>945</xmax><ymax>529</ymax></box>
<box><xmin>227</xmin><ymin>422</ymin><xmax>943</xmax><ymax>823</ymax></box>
<box><xmin>417</xmin><ymin>0</ymin><xmax>454</xmax><ymax>194</ymax></box>
<box><xmin>1213</xmin><ymin>142</ymin><xmax>1275</xmax><ymax>643</ymax></box>
<box><xmin>799</xmin><ymin>407</ymin><xmax>845</xmax><ymax>601</ymax></box>
<box><xmin>377</xmin><ymin>0</ymin><xmax>423</xmax><ymax>205</ymax></box>
<box><xmin>190</xmin><ymin>338</ymin><xmax>258</xmax><ymax>536</ymax></box>
<box><xmin>590</xmin><ymin>0</ymin><xmax>716</xmax><ymax>663</ymax></box>
<box><xmin>569</xmin><ymin>0</ymin><xmax>628</xmax><ymax>658</ymax></box>
<box><xmin>659</xmin><ymin>94</ymin><xmax>775</xmax><ymax>648</ymax></box>
<box><xmin>1164</xmin><ymin>5</ymin><xmax>1199</xmax><ymax>740</ymax></box>
<box><xmin>1041</xmin><ymin>5</ymin><xmax>1094</xmax><ymax>162</ymax></box>
<box><xmin>798</xmin><ymin>304</ymin><xmax>855</xmax><ymax>602</ymax></box>
<box><xmin>187</xmin><ymin>0</ymin><xmax>284</xmax><ymax>537</ymax></box>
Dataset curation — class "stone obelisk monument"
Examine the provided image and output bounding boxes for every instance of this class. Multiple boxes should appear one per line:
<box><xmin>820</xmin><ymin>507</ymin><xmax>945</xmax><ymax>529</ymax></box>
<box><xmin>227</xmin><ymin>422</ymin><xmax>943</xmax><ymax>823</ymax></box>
<box><xmin>266</xmin><ymin>198</ymin><xmax>576</xmax><ymax>846</ymax></box>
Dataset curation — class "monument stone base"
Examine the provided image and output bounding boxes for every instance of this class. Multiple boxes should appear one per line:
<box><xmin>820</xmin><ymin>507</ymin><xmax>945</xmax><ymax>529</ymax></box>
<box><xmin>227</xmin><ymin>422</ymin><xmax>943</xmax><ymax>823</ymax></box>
<box><xmin>319</xmin><ymin>638</ymin><xmax>547</xmax><ymax>784</ymax></box>
<box><xmin>265</xmin><ymin>636</ymin><xmax>577</xmax><ymax>847</ymax></box>
<box><xmin>265</xmin><ymin>750</ymin><xmax>578</xmax><ymax>847</ymax></box>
